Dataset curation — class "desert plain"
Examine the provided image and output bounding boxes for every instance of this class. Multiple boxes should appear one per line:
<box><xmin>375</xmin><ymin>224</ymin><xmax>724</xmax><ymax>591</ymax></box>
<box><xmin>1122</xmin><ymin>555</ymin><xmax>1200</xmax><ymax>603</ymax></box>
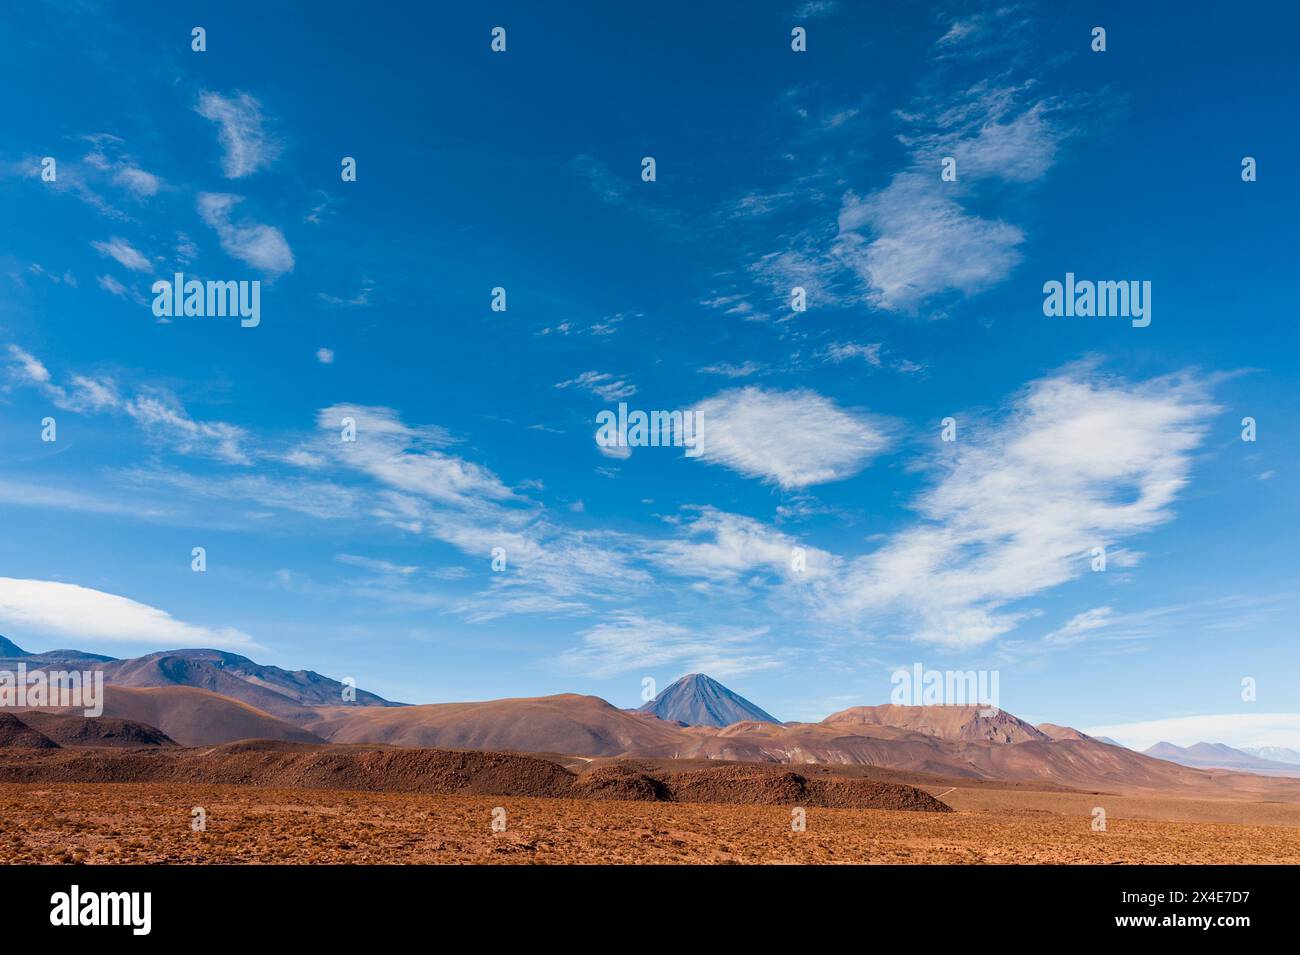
<box><xmin>4</xmin><ymin>762</ymin><xmax>1299</xmax><ymax>865</ymax></box>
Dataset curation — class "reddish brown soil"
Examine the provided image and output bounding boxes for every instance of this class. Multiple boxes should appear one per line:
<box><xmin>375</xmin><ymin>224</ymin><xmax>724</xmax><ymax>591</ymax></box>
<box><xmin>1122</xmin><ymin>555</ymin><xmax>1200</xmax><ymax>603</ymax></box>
<box><xmin>3</xmin><ymin>784</ymin><xmax>1298</xmax><ymax>864</ymax></box>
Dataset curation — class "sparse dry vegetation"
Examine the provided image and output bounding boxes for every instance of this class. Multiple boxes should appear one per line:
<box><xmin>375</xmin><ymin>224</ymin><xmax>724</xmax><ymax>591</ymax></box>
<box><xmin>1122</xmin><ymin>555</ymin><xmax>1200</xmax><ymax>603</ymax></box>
<box><xmin>3</xmin><ymin>783</ymin><xmax>1299</xmax><ymax>864</ymax></box>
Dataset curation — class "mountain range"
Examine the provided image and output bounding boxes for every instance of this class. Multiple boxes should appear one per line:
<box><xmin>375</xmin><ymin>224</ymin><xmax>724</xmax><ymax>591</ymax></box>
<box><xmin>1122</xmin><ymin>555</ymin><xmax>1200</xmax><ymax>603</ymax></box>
<box><xmin>1143</xmin><ymin>741</ymin><xmax>1300</xmax><ymax>778</ymax></box>
<box><xmin>1242</xmin><ymin>745</ymin><xmax>1300</xmax><ymax>765</ymax></box>
<box><xmin>1</xmin><ymin>638</ymin><xmax>396</xmax><ymax>716</ymax></box>
<box><xmin>4</xmin><ymin>635</ymin><xmax>1299</xmax><ymax>797</ymax></box>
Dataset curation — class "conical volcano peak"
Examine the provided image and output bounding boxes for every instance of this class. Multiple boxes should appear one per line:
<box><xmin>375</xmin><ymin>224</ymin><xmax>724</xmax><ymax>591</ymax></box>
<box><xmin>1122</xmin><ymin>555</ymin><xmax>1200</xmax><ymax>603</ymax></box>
<box><xmin>638</xmin><ymin>673</ymin><xmax>778</xmax><ymax>728</ymax></box>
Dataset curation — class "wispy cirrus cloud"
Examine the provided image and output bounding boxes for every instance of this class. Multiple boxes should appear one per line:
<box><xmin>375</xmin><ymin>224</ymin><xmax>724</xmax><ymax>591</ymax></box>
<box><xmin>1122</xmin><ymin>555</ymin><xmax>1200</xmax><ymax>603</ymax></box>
<box><xmin>96</xmin><ymin>274</ymin><xmax>131</xmax><ymax>299</ymax></box>
<box><xmin>0</xmin><ymin>345</ymin><xmax>1227</xmax><ymax>669</ymax></box>
<box><xmin>196</xmin><ymin>192</ymin><xmax>294</xmax><ymax>276</ymax></box>
<box><xmin>318</xmin><ymin>279</ymin><xmax>373</xmax><ymax>307</ymax></box>
<box><xmin>195</xmin><ymin>91</ymin><xmax>281</xmax><ymax>178</ymax></box>
<box><xmin>6</xmin><ymin>344</ymin><xmax>51</xmax><ymax>384</ymax></box>
<box><xmin>830</xmin><ymin>65</ymin><xmax>1069</xmax><ymax>312</ymax></box>
<box><xmin>698</xmin><ymin>361</ymin><xmax>763</xmax><ymax>378</ymax></box>
<box><xmin>83</xmin><ymin>136</ymin><xmax>163</xmax><ymax>197</ymax></box>
<box><xmin>931</xmin><ymin>4</ymin><xmax>1032</xmax><ymax>60</ymax></box>
<box><xmin>4</xmin><ymin>344</ymin><xmax>250</xmax><ymax>463</ymax></box>
<box><xmin>335</xmin><ymin>554</ymin><xmax>419</xmax><ymax>577</ymax></box>
<box><xmin>1042</xmin><ymin>606</ymin><xmax>1116</xmax><ymax>647</ymax></box>
<box><xmin>121</xmin><ymin>466</ymin><xmax>359</xmax><ymax>521</ymax></box>
<box><xmin>555</xmin><ymin>371</ymin><xmax>637</xmax><ymax>402</ymax></box>
<box><xmin>648</xmin><ymin>507</ymin><xmax>835</xmax><ymax>585</ymax></box>
<box><xmin>314</xmin><ymin>404</ymin><xmax>517</xmax><ymax>509</ymax></box>
<box><xmin>833</xmin><ymin>173</ymin><xmax>1025</xmax><ymax>312</ymax></box>
<box><xmin>793</xmin><ymin>1</ymin><xmax>840</xmax><ymax>19</ymax></box>
<box><xmin>705</xmin><ymin>11</ymin><xmax>1069</xmax><ymax>317</ymax></box>
<box><xmin>3</xmin><ymin>135</ymin><xmax>162</xmax><ymax>220</ymax></box>
<box><xmin>821</xmin><ymin>341</ymin><xmax>882</xmax><ymax>366</ymax></box>
<box><xmin>91</xmin><ymin>237</ymin><xmax>151</xmax><ymax>272</ymax></box>
<box><xmin>3</xmin><ymin>345</ymin><xmax>650</xmax><ymax>625</ymax></box>
<box><xmin>558</xmin><ymin>612</ymin><xmax>781</xmax><ymax>678</ymax></box>
<box><xmin>820</xmin><ymin>364</ymin><xmax>1220</xmax><ymax>646</ymax></box>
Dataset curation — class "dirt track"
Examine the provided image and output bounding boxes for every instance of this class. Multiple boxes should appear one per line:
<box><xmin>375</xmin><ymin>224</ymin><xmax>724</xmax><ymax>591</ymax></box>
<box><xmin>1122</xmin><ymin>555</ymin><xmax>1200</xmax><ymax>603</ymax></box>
<box><xmin>4</xmin><ymin>783</ymin><xmax>1299</xmax><ymax>864</ymax></box>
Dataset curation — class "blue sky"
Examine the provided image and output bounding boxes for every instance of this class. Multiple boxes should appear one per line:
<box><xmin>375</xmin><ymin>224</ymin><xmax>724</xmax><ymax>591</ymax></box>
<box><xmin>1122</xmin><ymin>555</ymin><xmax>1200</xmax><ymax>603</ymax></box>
<box><xmin>1</xmin><ymin>1</ymin><xmax>1297</xmax><ymax>748</ymax></box>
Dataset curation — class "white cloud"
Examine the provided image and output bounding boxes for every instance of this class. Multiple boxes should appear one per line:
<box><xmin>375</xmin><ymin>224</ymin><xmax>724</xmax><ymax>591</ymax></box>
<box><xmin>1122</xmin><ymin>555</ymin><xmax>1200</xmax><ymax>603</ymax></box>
<box><xmin>0</xmin><ymin>479</ymin><xmax>175</xmax><ymax>519</ymax></box>
<box><xmin>175</xmin><ymin>232</ymin><xmax>199</xmax><ymax>264</ymax></box>
<box><xmin>692</xmin><ymin>386</ymin><xmax>892</xmax><ymax>488</ymax></box>
<box><xmin>318</xmin><ymin>279</ymin><xmax>373</xmax><ymax>307</ymax></box>
<box><xmin>4</xmin><ymin>344</ymin><xmax>250</xmax><ymax>463</ymax></box>
<box><xmin>823</xmin><ymin>365</ymin><xmax>1219</xmax><ymax>646</ymax></box>
<box><xmin>316</xmin><ymin>347</ymin><xmax>334</xmax><ymax>364</ymax></box>
<box><xmin>75</xmin><ymin>137</ymin><xmax>164</xmax><ymax>205</ymax></box>
<box><xmin>125</xmin><ymin>390</ymin><xmax>250</xmax><ymax>464</ymax></box>
<box><xmin>0</xmin><ymin>577</ymin><xmax>255</xmax><ymax>649</ymax></box>
<box><xmin>822</xmin><ymin>342</ymin><xmax>883</xmax><ymax>366</ymax></box>
<box><xmin>125</xmin><ymin>467</ymin><xmax>358</xmax><ymax>521</ymax></box>
<box><xmin>931</xmin><ymin>7</ymin><xmax>1032</xmax><ymax>60</ymax></box>
<box><xmin>316</xmin><ymin>404</ymin><xmax>515</xmax><ymax>508</ymax></box>
<box><xmin>196</xmin><ymin>192</ymin><xmax>294</xmax><ymax>276</ymax></box>
<box><xmin>91</xmin><ymin>237</ymin><xmax>151</xmax><ymax>272</ymax></box>
<box><xmin>1084</xmin><ymin>714</ymin><xmax>1300</xmax><ymax>751</ymax></box>
<box><xmin>793</xmin><ymin>1</ymin><xmax>839</xmax><ymax>18</ymax></box>
<box><xmin>195</xmin><ymin>91</ymin><xmax>280</xmax><ymax>178</ymax></box>
<box><xmin>555</xmin><ymin>371</ymin><xmax>637</xmax><ymax>402</ymax></box>
<box><xmin>6</xmin><ymin>344</ymin><xmax>50</xmax><ymax>384</ymax></box>
<box><xmin>1042</xmin><ymin>606</ymin><xmax>1115</xmax><ymax>646</ymax></box>
<box><xmin>335</xmin><ymin>554</ymin><xmax>418</xmax><ymax>577</ymax></box>
<box><xmin>745</xmin><ymin>63</ymin><xmax>1064</xmax><ymax>314</ymax></box>
<box><xmin>903</xmin><ymin>83</ymin><xmax>1061</xmax><ymax>184</ymax></box>
<box><xmin>26</xmin><ymin>263</ymin><xmax>76</xmax><ymax>287</ymax></box>
<box><xmin>113</xmin><ymin>165</ymin><xmax>161</xmax><ymax>196</ymax></box>
<box><xmin>748</xmin><ymin>248</ymin><xmax>843</xmax><ymax>309</ymax></box>
<box><xmin>597</xmin><ymin>440</ymin><xmax>632</xmax><ymax>460</ymax></box>
<box><xmin>935</xmin><ymin>15</ymin><xmax>984</xmax><ymax>47</ymax></box>
<box><xmin>559</xmin><ymin>612</ymin><xmax>780</xmax><ymax>678</ymax></box>
<box><xmin>729</xmin><ymin>190</ymin><xmax>797</xmax><ymax>218</ymax></box>
<box><xmin>650</xmin><ymin>507</ymin><xmax>835</xmax><ymax>584</ymax></box>
<box><xmin>97</xmin><ymin>274</ymin><xmax>129</xmax><ymax>298</ymax></box>
<box><xmin>949</xmin><ymin>104</ymin><xmax>1059</xmax><ymax>182</ymax></box>
<box><xmin>67</xmin><ymin>374</ymin><xmax>120</xmax><ymax>412</ymax></box>
<box><xmin>699</xmin><ymin>361</ymin><xmax>763</xmax><ymax>378</ymax></box>
<box><xmin>834</xmin><ymin>174</ymin><xmax>1024</xmax><ymax>311</ymax></box>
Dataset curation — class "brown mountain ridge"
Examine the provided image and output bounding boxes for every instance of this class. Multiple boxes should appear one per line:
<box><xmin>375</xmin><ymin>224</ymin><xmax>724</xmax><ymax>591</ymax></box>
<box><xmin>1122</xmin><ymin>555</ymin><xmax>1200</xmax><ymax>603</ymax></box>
<box><xmin>6</xmin><ymin>637</ymin><xmax>1298</xmax><ymax>799</ymax></box>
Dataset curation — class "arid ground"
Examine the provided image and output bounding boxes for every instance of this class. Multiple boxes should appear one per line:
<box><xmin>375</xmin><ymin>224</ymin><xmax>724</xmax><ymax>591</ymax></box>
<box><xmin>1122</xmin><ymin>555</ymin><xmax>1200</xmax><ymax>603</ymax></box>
<box><xmin>4</xmin><ymin>721</ymin><xmax>1298</xmax><ymax>865</ymax></box>
<box><xmin>4</xmin><ymin>783</ymin><xmax>1300</xmax><ymax>864</ymax></box>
